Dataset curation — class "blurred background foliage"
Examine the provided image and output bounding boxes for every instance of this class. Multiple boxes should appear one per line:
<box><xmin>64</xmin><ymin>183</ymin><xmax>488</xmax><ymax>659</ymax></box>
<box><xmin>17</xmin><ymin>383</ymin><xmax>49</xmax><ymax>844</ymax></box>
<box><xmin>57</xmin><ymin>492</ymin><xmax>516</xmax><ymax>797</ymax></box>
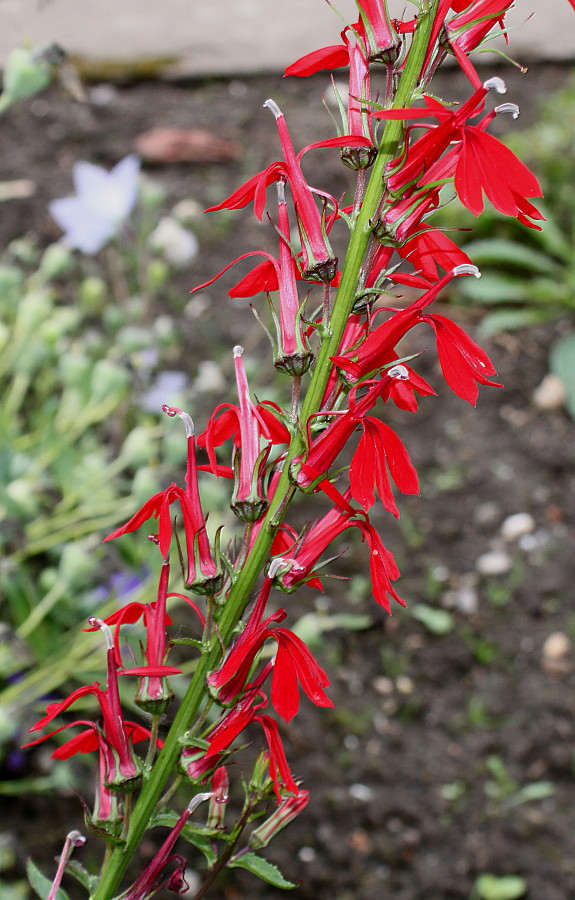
<box><xmin>0</xmin><ymin>174</ymin><xmax>209</xmax><ymax>783</ymax></box>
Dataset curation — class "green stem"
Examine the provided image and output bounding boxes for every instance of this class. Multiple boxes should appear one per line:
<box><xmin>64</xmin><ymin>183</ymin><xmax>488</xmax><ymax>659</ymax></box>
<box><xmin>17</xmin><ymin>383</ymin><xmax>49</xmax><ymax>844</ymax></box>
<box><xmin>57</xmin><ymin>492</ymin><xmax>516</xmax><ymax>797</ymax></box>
<box><xmin>91</xmin><ymin>6</ymin><xmax>438</xmax><ymax>897</ymax></box>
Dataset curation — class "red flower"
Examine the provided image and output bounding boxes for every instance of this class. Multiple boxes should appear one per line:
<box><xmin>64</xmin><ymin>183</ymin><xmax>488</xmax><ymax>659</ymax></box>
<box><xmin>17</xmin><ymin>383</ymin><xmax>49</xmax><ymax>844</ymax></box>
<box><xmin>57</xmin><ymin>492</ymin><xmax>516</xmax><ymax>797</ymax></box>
<box><xmin>198</xmin><ymin>347</ymin><xmax>290</xmax><ymax>521</ymax></box>
<box><xmin>332</xmin><ymin>266</ymin><xmax>500</xmax><ymax>405</ymax></box>
<box><xmin>208</xmin><ymin>572</ymin><xmax>333</xmax><ymax>723</ymax></box>
<box><xmin>105</xmin><ymin>410</ymin><xmax>221</xmax><ymax>593</ymax></box>
<box><xmin>375</xmin><ymin>79</ymin><xmax>543</xmax><ymax>228</ymax></box>
<box><xmin>122</xmin><ymin>793</ymin><xmax>213</xmax><ymax>900</ymax></box>
<box><xmin>180</xmin><ymin>683</ymin><xmax>299</xmax><ymax>801</ymax></box>
<box><xmin>27</xmin><ymin>620</ymin><xmax>145</xmax><ymax>791</ymax></box>
<box><xmin>192</xmin><ymin>180</ymin><xmax>313</xmax><ymax>375</ymax></box>
<box><xmin>206</xmin><ymin>99</ymin><xmax>371</xmax><ymax>281</ymax></box>
<box><xmin>274</xmin><ymin>498</ymin><xmax>405</xmax><ymax>614</ymax></box>
<box><xmin>286</xmin><ymin>26</ymin><xmax>376</xmax><ymax>169</ymax></box>
<box><xmin>292</xmin><ymin>372</ymin><xmax>419</xmax><ymax>516</ymax></box>
<box><xmin>87</xmin><ymin>562</ymin><xmax>188</xmax><ymax>714</ymax></box>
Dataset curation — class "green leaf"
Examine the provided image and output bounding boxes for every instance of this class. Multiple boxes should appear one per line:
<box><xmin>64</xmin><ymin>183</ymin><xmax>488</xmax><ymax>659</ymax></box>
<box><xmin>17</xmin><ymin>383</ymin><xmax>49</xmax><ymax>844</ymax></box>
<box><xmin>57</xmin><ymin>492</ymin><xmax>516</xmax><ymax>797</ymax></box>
<box><xmin>228</xmin><ymin>853</ymin><xmax>298</xmax><ymax>889</ymax></box>
<box><xmin>549</xmin><ymin>332</ymin><xmax>575</xmax><ymax>418</ymax></box>
<box><xmin>63</xmin><ymin>861</ymin><xmax>98</xmax><ymax>894</ymax></box>
<box><xmin>464</xmin><ymin>239</ymin><xmax>560</xmax><ymax>275</ymax></box>
<box><xmin>26</xmin><ymin>860</ymin><xmax>69</xmax><ymax>900</ymax></box>
<box><xmin>411</xmin><ymin>604</ymin><xmax>454</xmax><ymax>635</ymax></box>
<box><xmin>150</xmin><ymin>810</ymin><xmax>220</xmax><ymax>865</ymax></box>
<box><xmin>472</xmin><ymin>873</ymin><xmax>528</xmax><ymax>900</ymax></box>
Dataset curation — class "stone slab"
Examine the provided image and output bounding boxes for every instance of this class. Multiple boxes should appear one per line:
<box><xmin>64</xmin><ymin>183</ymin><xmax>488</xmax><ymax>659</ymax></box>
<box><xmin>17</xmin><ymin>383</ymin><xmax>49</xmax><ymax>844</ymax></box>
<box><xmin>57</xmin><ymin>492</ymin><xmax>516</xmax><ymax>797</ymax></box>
<box><xmin>1</xmin><ymin>0</ymin><xmax>574</xmax><ymax>78</ymax></box>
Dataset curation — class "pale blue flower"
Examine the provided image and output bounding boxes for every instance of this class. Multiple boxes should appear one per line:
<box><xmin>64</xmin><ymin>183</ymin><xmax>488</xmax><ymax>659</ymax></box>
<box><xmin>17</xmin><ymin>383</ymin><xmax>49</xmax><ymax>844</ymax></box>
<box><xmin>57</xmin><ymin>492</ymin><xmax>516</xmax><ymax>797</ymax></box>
<box><xmin>49</xmin><ymin>154</ymin><xmax>140</xmax><ymax>254</ymax></box>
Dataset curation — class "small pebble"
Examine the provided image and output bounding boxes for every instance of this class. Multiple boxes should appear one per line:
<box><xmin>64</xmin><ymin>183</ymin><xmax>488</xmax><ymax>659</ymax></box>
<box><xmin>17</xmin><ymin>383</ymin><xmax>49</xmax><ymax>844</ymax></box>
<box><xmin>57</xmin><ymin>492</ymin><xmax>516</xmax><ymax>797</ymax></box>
<box><xmin>500</xmin><ymin>512</ymin><xmax>536</xmax><ymax>542</ymax></box>
<box><xmin>298</xmin><ymin>846</ymin><xmax>316</xmax><ymax>863</ymax></box>
<box><xmin>396</xmin><ymin>675</ymin><xmax>414</xmax><ymax>695</ymax></box>
<box><xmin>349</xmin><ymin>783</ymin><xmax>373</xmax><ymax>802</ymax></box>
<box><xmin>532</xmin><ymin>373</ymin><xmax>567</xmax><ymax>410</ymax></box>
<box><xmin>373</xmin><ymin>676</ymin><xmax>394</xmax><ymax>695</ymax></box>
<box><xmin>476</xmin><ymin>549</ymin><xmax>512</xmax><ymax>576</ymax></box>
<box><xmin>473</xmin><ymin>502</ymin><xmax>501</xmax><ymax>528</ymax></box>
<box><xmin>542</xmin><ymin>632</ymin><xmax>571</xmax><ymax>660</ymax></box>
<box><xmin>442</xmin><ymin>584</ymin><xmax>479</xmax><ymax>615</ymax></box>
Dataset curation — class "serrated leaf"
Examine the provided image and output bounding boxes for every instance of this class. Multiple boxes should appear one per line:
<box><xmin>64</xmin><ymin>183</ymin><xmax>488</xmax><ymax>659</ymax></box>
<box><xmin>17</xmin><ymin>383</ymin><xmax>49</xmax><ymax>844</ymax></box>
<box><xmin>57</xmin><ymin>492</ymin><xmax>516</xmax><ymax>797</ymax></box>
<box><xmin>411</xmin><ymin>604</ymin><xmax>454</xmax><ymax>635</ymax></box>
<box><xmin>464</xmin><ymin>239</ymin><xmax>560</xmax><ymax>275</ymax></box>
<box><xmin>549</xmin><ymin>332</ymin><xmax>575</xmax><ymax>418</ymax></box>
<box><xmin>228</xmin><ymin>853</ymin><xmax>297</xmax><ymax>889</ymax></box>
<box><xmin>473</xmin><ymin>873</ymin><xmax>527</xmax><ymax>900</ymax></box>
<box><xmin>26</xmin><ymin>860</ymin><xmax>70</xmax><ymax>900</ymax></box>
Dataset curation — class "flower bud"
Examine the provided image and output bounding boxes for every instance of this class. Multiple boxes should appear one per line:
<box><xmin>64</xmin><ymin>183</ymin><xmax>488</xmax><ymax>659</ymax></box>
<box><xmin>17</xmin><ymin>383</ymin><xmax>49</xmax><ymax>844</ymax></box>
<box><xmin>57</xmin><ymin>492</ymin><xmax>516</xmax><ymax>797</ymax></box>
<box><xmin>250</xmin><ymin>790</ymin><xmax>310</xmax><ymax>849</ymax></box>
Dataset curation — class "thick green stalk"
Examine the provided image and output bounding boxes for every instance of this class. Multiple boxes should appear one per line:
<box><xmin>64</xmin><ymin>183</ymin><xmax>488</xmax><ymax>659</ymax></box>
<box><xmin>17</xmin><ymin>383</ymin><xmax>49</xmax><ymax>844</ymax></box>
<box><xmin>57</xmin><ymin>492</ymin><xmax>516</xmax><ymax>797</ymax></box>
<box><xmin>91</xmin><ymin>4</ymin><xmax>439</xmax><ymax>897</ymax></box>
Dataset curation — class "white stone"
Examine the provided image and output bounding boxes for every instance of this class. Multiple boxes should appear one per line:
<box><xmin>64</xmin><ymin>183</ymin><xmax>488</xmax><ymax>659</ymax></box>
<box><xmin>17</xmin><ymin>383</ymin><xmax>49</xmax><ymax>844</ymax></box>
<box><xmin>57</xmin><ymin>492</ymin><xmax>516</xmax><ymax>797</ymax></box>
<box><xmin>349</xmin><ymin>783</ymin><xmax>373</xmax><ymax>801</ymax></box>
<box><xmin>542</xmin><ymin>632</ymin><xmax>571</xmax><ymax>660</ymax></box>
<box><xmin>500</xmin><ymin>512</ymin><xmax>536</xmax><ymax>542</ymax></box>
<box><xmin>532</xmin><ymin>373</ymin><xmax>567</xmax><ymax>411</ymax></box>
<box><xmin>476</xmin><ymin>550</ymin><xmax>512</xmax><ymax>576</ymax></box>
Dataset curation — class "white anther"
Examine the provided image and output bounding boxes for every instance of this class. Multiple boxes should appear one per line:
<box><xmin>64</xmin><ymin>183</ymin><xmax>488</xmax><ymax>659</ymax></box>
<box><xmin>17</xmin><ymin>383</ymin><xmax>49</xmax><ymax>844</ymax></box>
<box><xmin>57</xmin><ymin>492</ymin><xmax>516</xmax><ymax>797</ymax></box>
<box><xmin>233</xmin><ymin>345</ymin><xmax>244</xmax><ymax>358</ymax></box>
<box><xmin>67</xmin><ymin>831</ymin><xmax>86</xmax><ymax>848</ymax></box>
<box><xmin>277</xmin><ymin>178</ymin><xmax>287</xmax><ymax>204</ymax></box>
<box><xmin>483</xmin><ymin>77</ymin><xmax>507</xmax><ymax>94</ymax></box>
<box><xmin>263</xmin><ymin>98</ymin><xmax>283</xmax><ymax>119</ymax></box>
<box><xmin>269</xmin><ymin>557</ymin><xmax>290</xmax><ymax>578</ymax></box>
<box><xmin>88</xmin><ymin>617</ymin><xmax>114</xmax><ymax>651</ymax></box>
<box><xmin>187</xmin><ymin>792</ymin><xmax>214</xmax><ymax>814</ymax></box>
<box><xmin>179</xmin><ymin>411</ymin><xmax>195</xmax><ymax>438</ymax></box>
<box><xmin>453</xmin><ymin>264</ymin><xmax>481</xmax><ymax>279</ymax></box>
<box><xmin>388</xmin><ymin>364</ymin><xmax>409</xmax><ymax>381</ymax></box>
<box><xmin>494</xmin><ymin>102</ymin><xmax>520</xmax><ymax>119</ymax></box>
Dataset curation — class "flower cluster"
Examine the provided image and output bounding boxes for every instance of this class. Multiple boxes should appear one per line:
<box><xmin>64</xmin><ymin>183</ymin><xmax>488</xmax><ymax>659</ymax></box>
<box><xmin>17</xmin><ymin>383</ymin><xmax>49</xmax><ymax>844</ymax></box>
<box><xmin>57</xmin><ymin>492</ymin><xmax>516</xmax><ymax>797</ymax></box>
<box><xmin>26</xmin><ymin>2</ymin><xmax>570</xmax><ymax>899</ymax></box>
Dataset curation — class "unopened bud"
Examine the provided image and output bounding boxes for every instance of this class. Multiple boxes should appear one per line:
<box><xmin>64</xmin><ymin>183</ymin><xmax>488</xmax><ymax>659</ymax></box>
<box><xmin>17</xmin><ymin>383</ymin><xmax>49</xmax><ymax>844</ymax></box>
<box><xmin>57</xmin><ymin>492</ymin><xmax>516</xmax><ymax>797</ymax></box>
<box><xmin>250</xmin><ymin>791</ymin><xmax>310</xmax><ymax>849</ymax></box>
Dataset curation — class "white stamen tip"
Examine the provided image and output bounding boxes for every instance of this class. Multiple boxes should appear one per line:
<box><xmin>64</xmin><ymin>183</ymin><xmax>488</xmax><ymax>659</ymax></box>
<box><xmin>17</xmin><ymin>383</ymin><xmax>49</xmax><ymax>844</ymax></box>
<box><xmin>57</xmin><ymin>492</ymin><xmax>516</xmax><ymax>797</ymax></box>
<box><xmin>162</xmin><ymin>405</ymin><xmax>195</xmax><ymax>437</ymax></box>
<box><xmin>388</xmin><ymin>364</ymin><xmax>409</xmax><ymax>381</ymax></box>
<box><xmin>187</xmin><ymin>792</ymin><xmax>214</xmax><ymax>814</ymax></box>
<box><xmin>88</xmin><ymin>617</ymin><xmax>115</xmax><ymax>650</ymax></box>
<box><xmin>67</xmin><ymin>831</ymin><xmax>86</xmax><ymax>848</ymax></box>
<box><xmin>483</xmin><ymin>77</ymin><xmax>507</xmax><ymax>94</ymax></box>
<box><xmin>179</xmin><ymin>411</ymin><xmax>195</xmax><ymax>438</ymax></box>
<box><xmin>233</xmin><ymin>345</ymin><xmax>244</xmax><ymax>358</ymax></box>
<box><xmin>495</xmin><ymin>102</ymin><xmax>520</xmax><ymax>119</ymax></box>
<box><xmin>269</xmin><ymin>557</ymin><xmax>289</xmax><ymax>578</ymax></box>
<box><xmin>277</xmin><ymin>178</ymin><xmax>287</xmax><ymax>204</ymax></box>
<box><xmin>263</xmin><ymin>98</ymin><xmax>282</xmax><ymax>119</ymax></box>
<box><xmin>453</xmin><ymin>264</ymin><xmax>481</xmax><ymax>279</ymax></box>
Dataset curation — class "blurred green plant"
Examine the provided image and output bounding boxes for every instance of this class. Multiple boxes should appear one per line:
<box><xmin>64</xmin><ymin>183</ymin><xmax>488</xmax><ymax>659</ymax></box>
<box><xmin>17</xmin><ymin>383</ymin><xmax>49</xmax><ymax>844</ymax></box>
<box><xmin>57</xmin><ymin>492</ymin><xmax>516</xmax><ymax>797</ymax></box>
<box><xmin>439</xmin><ymin>76</ymin><xmax>575</xmax><ymax>412</ymax></box>
<box><xmin>470</xmin><ymin>873</ymin><xmax>528</xmax><ymax>900</ymax></box>
<box><xmin>0</xmin><ymin>180</ymin><xmax>202</xmax><ymax>770</ymax></box>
